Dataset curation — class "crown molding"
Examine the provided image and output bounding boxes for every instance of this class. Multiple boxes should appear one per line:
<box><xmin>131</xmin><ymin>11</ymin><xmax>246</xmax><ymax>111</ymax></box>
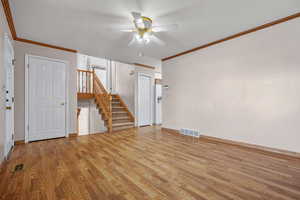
<box><xmin>15</xmin><ymin>37</ymin><xmax>77</xmax><ymax>53</ymax></box>
<box><xmin>133</xmin><ymin>63</ymin><xmax>156</xmax><ymax>70</ymax></box>
<box><xmin>162</xmin><ymin>12</ymin><xmax>300</xmax><ymax>61</ymax></box>
<box><xmin>1</xmin><ymin>0</ymin><xmax>17</xmax><ymax>39</ymax></box>
<box><xmin>1</xmin><ymin>0</ymin><xmax>77</xmax><ymax>53</ymax></box>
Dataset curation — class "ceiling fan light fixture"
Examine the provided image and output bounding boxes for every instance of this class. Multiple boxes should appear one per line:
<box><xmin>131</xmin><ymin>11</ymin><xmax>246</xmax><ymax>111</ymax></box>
<box><xmin>125</xmin><ymin>11</ymin><xmax>176</xmax><ymax>46</ymax></box>
<box><xmin>135</xmin><ymin>33</ymin><xmax>143</xmax><ymax>42</ymax></box>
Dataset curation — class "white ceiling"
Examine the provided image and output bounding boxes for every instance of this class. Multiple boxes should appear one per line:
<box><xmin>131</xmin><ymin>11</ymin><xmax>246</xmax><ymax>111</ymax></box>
<box><xmin>10</xmin><ymin>0</ymin><xmax>300</xmax><ymax>64</ymax></box>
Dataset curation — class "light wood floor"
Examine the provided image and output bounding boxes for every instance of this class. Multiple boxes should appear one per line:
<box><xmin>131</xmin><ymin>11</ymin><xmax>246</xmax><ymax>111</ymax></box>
<box><xmin>1</xmin><ymin>126</ymin><xmax>300</xmax><ymax>200</ymax></box>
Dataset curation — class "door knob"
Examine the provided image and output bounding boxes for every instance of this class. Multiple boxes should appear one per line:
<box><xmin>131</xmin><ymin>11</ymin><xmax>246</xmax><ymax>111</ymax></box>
<box><xmin>61</xmin><ymin>103</ymin><xmax>65</xmax><ymax>106</ymax></box>
<box><xmin>6</xmin><ymin>106</ymin><xmax>12</xmax><ymax>110</ymax></box>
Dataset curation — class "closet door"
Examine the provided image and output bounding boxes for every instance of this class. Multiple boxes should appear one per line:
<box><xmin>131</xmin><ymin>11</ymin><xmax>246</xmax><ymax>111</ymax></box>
<box><xmin>138</xmin><ymin>74</ymin><xmax>152</xmax><ymax>126</ymax></box>
<box><xmin>28</xmin><ymin>56</ymin><xmax>67</xmax><ymax>141</ymax></box>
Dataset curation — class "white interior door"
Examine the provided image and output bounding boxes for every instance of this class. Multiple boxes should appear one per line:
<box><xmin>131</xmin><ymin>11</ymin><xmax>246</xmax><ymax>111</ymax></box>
<box><xmin>138</xmin><ymin>74</ymin><xmax>152</xmax><ymax>126</ymax></box>
<box><xmin>27</xmin><ymin>56</ymin><xmax>67</xmax><ymax>142</ymax></box>
<box><xmin>4</xmin><ymin>35</ymin><xmax>14</xmax><ymax>157</ymax></box>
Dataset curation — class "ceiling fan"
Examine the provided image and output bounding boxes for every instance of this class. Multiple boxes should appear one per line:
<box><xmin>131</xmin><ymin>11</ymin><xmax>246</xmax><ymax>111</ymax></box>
<box><xmin>120</xmin><ymin>12</ymin><xmax>178</xmax><ymax>46</ymax></box>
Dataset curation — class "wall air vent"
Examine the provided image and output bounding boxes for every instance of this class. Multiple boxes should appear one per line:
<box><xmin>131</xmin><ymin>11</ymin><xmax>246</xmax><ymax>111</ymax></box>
<box><xmin>180</xmin><ymin>128</ymin><xmax>201</xmax><ymax>138</ymax></box>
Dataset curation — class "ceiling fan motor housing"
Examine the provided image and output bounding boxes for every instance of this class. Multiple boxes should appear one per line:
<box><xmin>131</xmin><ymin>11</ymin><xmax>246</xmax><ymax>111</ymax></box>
<box><xmin>135</xmin><ymin>16</ymin><xmax>153</xmax><ymax>38</ymax></box>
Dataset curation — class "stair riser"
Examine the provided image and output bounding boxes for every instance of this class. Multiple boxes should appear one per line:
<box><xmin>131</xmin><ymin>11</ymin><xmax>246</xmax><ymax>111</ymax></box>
<box><xmin>112</xmin><ymin>108</ymin><xmax>125</xmax><ymax>112</ymax></box>
<box><xmin>112</xmin><ymin>113</ymin><xmax>128</xmax><ymax>118</ymax></box>
<box><xmin>112</xmin><ymin>125</ymin><xmax>135</xmax><ymax>131</ymax></box>
<box><xmin>112</xmin><ymin>119</ymin><xmax>132</xmax><ymax>124</ymax></box>
<box><xmin>105</xmin><ymin>121</ymin><xmax>132</xmax><ymax>127</ymax></box>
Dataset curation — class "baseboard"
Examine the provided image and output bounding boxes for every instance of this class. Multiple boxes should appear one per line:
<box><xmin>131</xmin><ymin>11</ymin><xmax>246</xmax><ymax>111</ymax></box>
<box><xmin>14</xmin><ymin>140</ymin><xmax>25</xmax><ymax>145</ymax></box>
<box><xmin>161</xmin><ymin>127</ymin><xmax>300</xmax><ymax>160</ymax></box>
<box><xmin>161</xmin><ymin>128</ymin><xmax>180</xmax><ymax>134</ymax></box>
<box><xmin>69</xmin><ymin>133</ymin><xmax>78</xmax><ymax>137</ymax></box>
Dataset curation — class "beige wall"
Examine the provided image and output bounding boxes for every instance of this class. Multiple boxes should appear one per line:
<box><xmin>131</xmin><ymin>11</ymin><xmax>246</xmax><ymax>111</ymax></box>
<box><xmin>116</xmin><ymin>62</ymin><xmax>135</xmax><ymax>113</ymax></box>
<box><xmin>162</xmin><ymin>18</ymin><xmax>300</xmax><ymax>153</ymax></box>
<box><xmin>0</xmin><ymin>3</ymin><xmax>11</xmax><ymax>163</ymax></box>
<box><xmin>14</xmin><ymin>41</ymin><xmax>77</xmax><ymax>141</ymax></box>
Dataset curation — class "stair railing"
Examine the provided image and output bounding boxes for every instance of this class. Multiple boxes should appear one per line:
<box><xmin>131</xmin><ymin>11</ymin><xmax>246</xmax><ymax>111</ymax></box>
<box><xmin>92</xmin><ymin>70</ymin><xmax>112</xmax><ymax>132</ymax></box>
<box><xmin>77</xmin><ymin>69</ymin><xmax>93</xmax><ymax>94</ymax></box>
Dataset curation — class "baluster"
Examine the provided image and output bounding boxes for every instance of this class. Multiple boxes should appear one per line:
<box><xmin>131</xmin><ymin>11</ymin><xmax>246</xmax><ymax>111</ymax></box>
<box><xmin>92</xmin><ymin>68</ymin><xmax>95</xmax><ymax>94</ymax></box>
<box><xmin>86</xmin><ymin>72</ymin><xmax>89</xmax><ymax>93</ymax></box>
<box><xmin>77</xmin><ymin>70</ymin><xmax>79</xmax><ymax>93</ymax></box>
<box><xmin>81</xmin><ymin>71</ymin><xmax>83</xmax><ymax>93</ymax></box>
<box><xmin>79</xmin><ymin>71</ymin><xmax>81</xmax><ymax>93</ymax></box>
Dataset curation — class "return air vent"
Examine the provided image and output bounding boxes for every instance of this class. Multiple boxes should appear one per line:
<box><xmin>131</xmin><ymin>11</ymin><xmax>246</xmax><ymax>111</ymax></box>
<box><xmin>13</xmin><ymin>164</ymin><xmax>24</xmax><ymax>172</ymax></box>
<box><xmin>180</xmin><ymin>128</ymin><xmax>201</xmax><ymax>138</ymax></box>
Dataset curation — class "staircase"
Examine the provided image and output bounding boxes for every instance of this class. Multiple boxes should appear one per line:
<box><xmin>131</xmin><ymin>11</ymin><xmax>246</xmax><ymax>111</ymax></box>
<box><xmin>77</xmin><ymin>69</ymin><xmax>135</xmax><ymax>132</ymax></box>
<box><xmin>110</xmin><ymin>95</ymin><xmax>135</xmax><ymax>131</ymax></box>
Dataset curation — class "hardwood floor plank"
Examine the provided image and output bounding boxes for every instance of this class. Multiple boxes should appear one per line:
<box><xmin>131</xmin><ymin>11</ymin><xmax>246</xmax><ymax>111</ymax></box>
<box><xmin>0</xmin><ymin>126</ymin><xmax>300</xmax><ymax>200</ymax></box>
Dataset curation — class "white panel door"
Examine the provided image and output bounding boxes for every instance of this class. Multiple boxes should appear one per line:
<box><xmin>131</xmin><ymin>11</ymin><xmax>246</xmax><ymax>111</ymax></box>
<box><xmin>4</xmin><ymin>35</ymin><xmax>14</xmax><ymax>157</ymax></box>
<box><xmin>28</xmin><ymin>56</ymin><xmax>67</xmax><ymax>141</ymax></box>
<box><xmin>138</xmin><ymin>74</ymin><xmax>152</xmax><ymax>126</ymax></box>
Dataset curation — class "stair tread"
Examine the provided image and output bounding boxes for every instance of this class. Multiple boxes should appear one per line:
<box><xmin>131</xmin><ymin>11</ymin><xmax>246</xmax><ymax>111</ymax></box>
<box><xmin>112</xmin><ymin>111</ymin><xmax>127</xmax><ymax>113</ymax></box>
<box><xmin>112</xmin><ymin>117</ymin><xmax>130</xmax><ymax>120</ymax></box>
<box><xmin>112</xmin><ymin>122</ymin><xmax>134</xmax><ymax>127</ymax></box>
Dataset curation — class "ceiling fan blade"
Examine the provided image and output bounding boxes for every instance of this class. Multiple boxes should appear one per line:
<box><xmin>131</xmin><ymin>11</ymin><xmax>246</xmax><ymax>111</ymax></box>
<box><xmin>151</xmin><ymin>35</ymin><xmax>165</xmax><ymax>46</ymax></box>
<box><xmin>131</xmin><ymin>12</ymin><xmax>142</xmax><ymax>20</ymax></box>
<box><xmin>108</xmin><ymin>25</ymin><xmax>134</xmax><ymax>32</ymax></box>
<box><xmin>120</xmin><ymin>29</ymin><xmax>135</xmax><ymax>32</ymax></box>
<box><xmin>152</xmin><ymin>24</ymin><xmax>178</xmax><ymax>32</ymax></box>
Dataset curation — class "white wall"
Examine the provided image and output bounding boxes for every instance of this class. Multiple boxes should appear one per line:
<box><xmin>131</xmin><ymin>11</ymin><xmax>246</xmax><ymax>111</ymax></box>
<box><xmin>89</xmin><ymin>101</ymin><xmax>106</xmax><ymax>133</ymax></box>
<box><xmin>116</xmin><ymin>62</ymin><xmax>135</xmax><ymax>113</ymax></box>
<box><xmin>163</xmin><ymin>18</ymin><xmax>300</xmax><ymax>153</ymax></box>
<box><xmin>78</xmin><ymin>101</ymin><xmax>89</xmax><ymax>135</ymax></box>
<box><xmin>78</xmin><ymin>100</ymin><xmax>106</xmax><ymax>134</ymax></box>
<box><xmin>14</xmin><ymin>41</ymin><xmax>77</xmax><ymax>141</ymax></box>
<box><xmin>0</xmin><ymin>3</ymin><xmax>11</xmax><ymax>163</ymax></box>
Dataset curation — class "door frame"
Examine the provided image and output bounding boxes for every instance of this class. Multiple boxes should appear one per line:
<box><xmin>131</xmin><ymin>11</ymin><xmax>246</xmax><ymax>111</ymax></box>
<box><xmin>25</xmin><ymin>54</ymin><xmax>69</xmax><ymax>143</ymax></box>
<box><xmin>135</xmin><ymin>72</ymin><xmax>154</xmax><ymax>127</ymax></box>
<box><xmin>4</xmin><ymin>33</ymin><xmax>14</xmax><ymax>158</ymax></box>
